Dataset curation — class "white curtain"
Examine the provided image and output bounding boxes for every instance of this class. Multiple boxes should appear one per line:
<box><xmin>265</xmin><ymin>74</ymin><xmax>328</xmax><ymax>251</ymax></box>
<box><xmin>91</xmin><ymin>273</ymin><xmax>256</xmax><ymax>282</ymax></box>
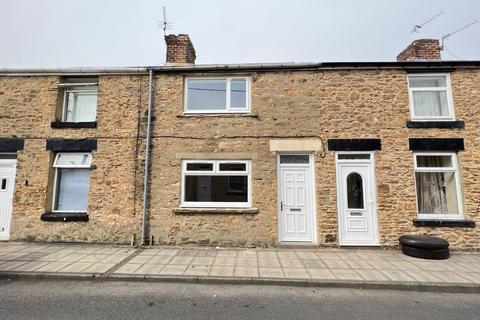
<box><xmin>66</xmin><ymin>91</ymin><xmax>97</xmax><ymax>122</ymax></box>
<box><xmin>413</xmin><ymin>91</ymin><xmax>448</xmax><ymax>117</ymax></box>
<box><xmin>416</xmin><ymin>157</ymin><xmax>448</xmax><ymax>214</ymax></box>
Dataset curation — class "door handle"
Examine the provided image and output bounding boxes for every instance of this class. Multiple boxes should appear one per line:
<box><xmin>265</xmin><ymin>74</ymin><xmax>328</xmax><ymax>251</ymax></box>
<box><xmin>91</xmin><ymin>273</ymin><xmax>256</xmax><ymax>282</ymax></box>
<box><xmin>280</xmin><ymin>201</ymin><xmax>283</xmax><ymax>211</ymax></box>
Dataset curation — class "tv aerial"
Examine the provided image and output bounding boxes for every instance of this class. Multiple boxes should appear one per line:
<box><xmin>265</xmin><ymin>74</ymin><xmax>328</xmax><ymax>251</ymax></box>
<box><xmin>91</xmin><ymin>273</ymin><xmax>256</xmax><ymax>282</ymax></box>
<box><xmin>159</xmin><ymin>6</ymin><xmax>173</xmax><ymax>36</ymax></box>
<box><xmin>411</xmin><ymin>11</ymin><xmax>444</xmax><ymax>34</ymax></box>
<box><xmin>440</xmin><ymin>19</ymin><xmax>479</xmax><ymax>50</ymax></box>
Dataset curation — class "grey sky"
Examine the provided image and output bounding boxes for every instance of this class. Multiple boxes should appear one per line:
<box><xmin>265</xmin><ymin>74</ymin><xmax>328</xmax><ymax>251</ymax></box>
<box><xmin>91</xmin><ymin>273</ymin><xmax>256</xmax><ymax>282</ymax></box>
<box><xmin>1</xmin><ymin>0</ymin><xmax>479</xmax><ymax>68</ymax></box>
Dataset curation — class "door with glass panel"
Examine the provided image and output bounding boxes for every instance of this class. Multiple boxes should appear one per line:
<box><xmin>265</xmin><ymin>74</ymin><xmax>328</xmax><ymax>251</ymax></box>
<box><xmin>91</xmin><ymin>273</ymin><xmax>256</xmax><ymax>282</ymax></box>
<box><xmin>277</xmin><ymin>154</ymin><xmax>315</xmax><ymax>243</ymax></box>
<box><xmin>336</xmin><ymin>153</ymin><xmax>379</xmax><ymax>246</ymax></box>
<box><xmin>0</xmin><ymin>159</ymin><xmax>17</xmax><ymax>240</ymax></box>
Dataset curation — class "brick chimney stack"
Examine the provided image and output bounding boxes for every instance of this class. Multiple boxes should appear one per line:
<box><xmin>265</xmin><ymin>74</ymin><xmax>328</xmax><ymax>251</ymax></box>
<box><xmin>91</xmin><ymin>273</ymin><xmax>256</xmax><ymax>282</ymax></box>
<box><xmin>165</xmin><ymin>34</ymin><xmax>196</xmax><ymax>65</ymax></box>
<box><xmin>396</xmin><ymin>39</ymin><xmax>441</xmax><ymax>62</ymax></box>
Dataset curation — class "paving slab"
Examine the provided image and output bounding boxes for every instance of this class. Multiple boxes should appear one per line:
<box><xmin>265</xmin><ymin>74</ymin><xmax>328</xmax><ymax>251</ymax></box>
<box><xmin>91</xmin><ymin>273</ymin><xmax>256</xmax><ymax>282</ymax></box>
<box><xmin>237</xmin><ymin>250</ymin><xmax>257</xmax><ymax>258</ymax></box>
<box><xmin>134</xmin><ymin>264</ymin><xmax>165</xmax><ymax>275</ymax></box>
<box><xmin>356</xmin><ymin>269</ymin><xmax>390</xmax><ymax>281</ymax></box>
<box><xmin>282</xmin><ymin>268</ymin><xmax>310</xmax><ymax>279</ymax></box>
<box><xmin>296</xmin><ymin>252</ymin><xmax>318</xmax><ymax>259</ymax></box>
<box><xmin>259</xmin><ymin>267</ymin><xmax>284</xmax><ymax>278</ymax></box>
<box><xmin>404</xmin><ymin>270</ymin><xmax>444</xmax><ymax>283</ymax></box>
<box><xmin>258</xmin><ymin>258</ymin><xmax>281</xmax><ymax>268</ymax></box>
<box><xmin>307</xmin><ymin>268</ymin><xmax>336</xmax><ymax>280</ymax></box>
<box><xmin>128</xmin><ymin>255</ymin><xmax>153</xmax><ymax>264</ymax></box>
<box><xmin>0</xmin><ymin>260</ymin><xmax>30</xmax><ymax>271</ymax></box>
<box><xmin>257</xmin><ymin>251</ymin><xmax>278</xmax><ymax>259</ymax></box>
<box><xmin>13</xmin><ymin>261</ymin><xmax>50</xmax><ymax>272</ymax></box>
<box><xmin>216</xmin><ymin>250</ymin><xmax>237</xmax><ymax>258</ymax></box>
<box><xmin>184</xmin><ymin>265</ymin><xmax>211</xmax><ymax>276</ymax></box>
<box><xmin>1</xmin><ymin>242</ymin><xmax>480</xmax><ymax>293</ymax></box>
<box><xmin>35</xmin><ymin>261</ymin><xmax>73</xmax><ymax>273</ymax></box>
<box><xmin>344</xmin><ymin>259</ymin><xmax>373</xmax><ymax>269</ymax></box>
<box><xmin>331</xmin><ymin>269</ymin><xmax>363</xmax><ymax>281</ymax></box>
<box><xmin>58</xmin><ymin>262</ymin><xmax>94</xmax><ymax>273</ymax></box>
<box><xmin>323</xmin><ymin>259</ymin><xmax>350</xmax><ymax>269</ymax></box>
<box><xmin>82</xmin><ymin>263</ymin><xmax>116</xmax><ymax>273</ymax></box>
<box><xmin>209</xmin><ymin>265</ymin><xmax>234</xmax><ymax>277</ymax></box>
<box><xmin>236</xmin><ymin>257</ymin><xmax>257</xmax><ymax>267</ymax></box>
<box><xmin>277</xmin><ymin>252</ymin><xmax>297</xmax><ymax>259</ymax></box>
<box><xmin>159</xmin><ymin>264</ymin><xmax>188</xmax><ymax>275</ymax></box>
<box><xmin>156</xmin><ymin>249</ymin><xmax>179</xmax><ymax>256</ymax></box>
<box><xmin>169</xmin><ymin>256</ymin><xmax>194</xmax><ymax>265</ymax></box>
<box><xmin>147</xmin><ymin>255</ymin><xmax>173</xmax><ymax>265</ymax></box>
<box><xmin>235</xmin><ymin>266</ymin><xmax>259</xmax><ymax>277</ymax></box>
<box><xmin>214</xmin><ymin>257</ymin><xmax>236</xmax><ymax>266</ymax></box>
<box><xmin>381</xmin><ymin>270</ymin><xmax>416</xmax><ymax>282</ymax></box>
<box><xmin>430</xmin><ymin>271</ymin><xmax>472</xmax><ymax>284</ymax></box>
<box><xmin>192</xmin><ymin>257</ymin><xmax>214</xmax><ymax>265</ymax></box>
<box><xmin>279</xmin><ymin>259</ymin><xmax>303</xmax><ymax>268</ymax></box>
<box><xmin>458</xmin><ymin>272</ymin><xmax>480</xmax><ymax>283</ymax></box>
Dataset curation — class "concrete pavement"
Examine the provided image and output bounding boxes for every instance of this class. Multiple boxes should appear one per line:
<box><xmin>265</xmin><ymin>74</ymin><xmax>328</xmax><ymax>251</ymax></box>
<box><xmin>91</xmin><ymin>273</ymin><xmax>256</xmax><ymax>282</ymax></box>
<box><xmin>1</xmin><ymin>242</ymin><xmax>480</xmax><ymax>292</ymax></box>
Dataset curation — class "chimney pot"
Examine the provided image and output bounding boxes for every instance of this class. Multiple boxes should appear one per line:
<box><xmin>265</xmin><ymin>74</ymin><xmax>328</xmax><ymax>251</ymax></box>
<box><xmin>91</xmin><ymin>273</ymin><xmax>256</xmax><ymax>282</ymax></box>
<box><xmin>165</xmin><ymin>34</ymin><xmax>196</xmax><ymax>65</ymax></box>
<box><xmin>396</xmin><ymin>39</ymin><xmax>441</xmax><ymax>62</ymax></box>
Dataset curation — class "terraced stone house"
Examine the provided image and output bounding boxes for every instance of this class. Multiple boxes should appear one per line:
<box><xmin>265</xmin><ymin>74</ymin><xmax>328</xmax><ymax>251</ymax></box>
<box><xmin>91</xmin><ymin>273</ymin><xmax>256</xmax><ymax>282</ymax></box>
<box><xmin>0</xmin><ymin>36</ymin><xmax>479</xmax><ymax>249</ymax></box>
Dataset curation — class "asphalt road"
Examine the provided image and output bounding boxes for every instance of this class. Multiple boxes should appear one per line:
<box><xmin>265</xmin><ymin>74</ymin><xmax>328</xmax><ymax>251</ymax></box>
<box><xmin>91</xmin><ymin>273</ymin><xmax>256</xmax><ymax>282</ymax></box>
<box><xmin>0</xmin><ymin>279</ymin><xmax>479</xmax><ymax>320</ymax></box>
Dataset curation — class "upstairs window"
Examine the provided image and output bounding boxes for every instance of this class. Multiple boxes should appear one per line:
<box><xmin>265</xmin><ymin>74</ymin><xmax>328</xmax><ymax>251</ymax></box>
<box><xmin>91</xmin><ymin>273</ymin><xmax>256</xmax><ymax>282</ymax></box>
<box><xmin>407</xmin><ymin>74</ymin><xmax>454</xmax><ymax>120</ymax></box>
<box><xmin>413</xmin><ymin>153</ymin><xmax>463</xmax><ymax>219</ymax></box>
<box><xmin>185</xmin><ymin>77</ymin><xmax>250</xmax><ymax>113</ymax></box>
<box><xmin>52</xmin><ymin>153</ymin><xmax>92</xmax><ymax>212</ymax></box>
<box><xmin>58</xmin><ymin>77</ymin><xmax>98</xmax><ymax>122</ymax></box>
<box><xmin>181</xmin><ymin>160</ymin><xmax>251</xmax><ymax>208</ymax></box>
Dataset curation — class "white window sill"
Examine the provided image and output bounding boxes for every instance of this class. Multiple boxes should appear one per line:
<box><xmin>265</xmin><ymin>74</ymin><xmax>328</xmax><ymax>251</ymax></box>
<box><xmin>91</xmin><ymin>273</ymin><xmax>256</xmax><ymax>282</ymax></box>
<box><xmin>178</xmin><ymin>113</ymin><xmax>258</xmax><ymax>118</ymax></box>
<box><xmin>173</xmin><ymin>207</ymin><xmax>259</xmax><ymax>214</ymax></box>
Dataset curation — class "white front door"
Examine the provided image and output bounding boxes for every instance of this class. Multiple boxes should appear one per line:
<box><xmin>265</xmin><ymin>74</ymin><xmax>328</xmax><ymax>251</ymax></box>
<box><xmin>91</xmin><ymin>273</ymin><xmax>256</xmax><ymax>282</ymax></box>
<box><xmin>278</xmin><ymin>154</ymin><xmax>316</xmax><ymax>243</ymax></box>
<box><xmin>336</xmin><ymin>153</ymin><xmax>379</xmax><ymax>246</ymax></box>
<box><xmin>0</xmin><ymin>159</ymin><xmax>17</xmax><ymax>241</ymax></box>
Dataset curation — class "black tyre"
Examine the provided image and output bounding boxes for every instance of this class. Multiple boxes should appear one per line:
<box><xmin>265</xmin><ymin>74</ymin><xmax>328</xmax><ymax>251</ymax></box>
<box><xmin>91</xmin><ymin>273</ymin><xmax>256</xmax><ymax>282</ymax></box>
<box><xmin>401</xmin><ymin>244</ymin><xmax>449</xmax><ymax>260</ymax></box>
<box><xmin>399</xmin><ymin>235</ymin><xmax>449</xmax><ymax>250</ymax></box>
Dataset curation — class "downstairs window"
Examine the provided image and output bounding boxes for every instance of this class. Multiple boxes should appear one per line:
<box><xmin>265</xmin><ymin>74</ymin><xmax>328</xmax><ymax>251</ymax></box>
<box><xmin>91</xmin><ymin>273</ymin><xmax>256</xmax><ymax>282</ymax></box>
<box><xmin>413</xmin><ymin>153</ymin><xmax>463</xmax><ymax>220</ymax></box>
<box><xmin>181</xmin><ymin>160</ymin><xmax>251</xmax><ymax>208</ymax></box>
<box><xmin>52</xmin><ymin>153</ymin><xmax>92</xmax><ymax>212</ymax></box>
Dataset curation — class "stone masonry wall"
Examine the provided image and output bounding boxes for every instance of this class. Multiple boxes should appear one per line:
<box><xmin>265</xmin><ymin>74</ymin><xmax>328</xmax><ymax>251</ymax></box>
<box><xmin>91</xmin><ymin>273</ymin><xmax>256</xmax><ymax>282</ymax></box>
<box><xmin>149</xmin><ymin>69</ymin><xmax>480</xmax><ymax>249</ymax></box>
<box><xmin>0</xmin><ymin>75</ymin><xmax>149</xmax><ymax>243</ymax></box>
<box><xmin>1</xmin><ymin>68</ymin><xmax>479</xmax><ymax>249</ymax></box>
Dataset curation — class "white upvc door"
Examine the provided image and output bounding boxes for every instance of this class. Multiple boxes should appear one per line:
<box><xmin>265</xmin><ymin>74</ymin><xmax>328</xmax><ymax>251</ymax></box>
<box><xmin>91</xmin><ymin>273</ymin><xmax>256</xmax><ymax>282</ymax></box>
<box><xmin>0</xmin><ymin>159</ymin><xmax>17</xmax><ymax>241</ymax></box>
<box><xmin>336</xmin><ymin>153</ymin><xmax>379</xmax><ymax>246</ymax></box>
<box><xmin>278</xmin><ymin>154</ymin><xmax>316</xmax><ymax>243</ymax></box>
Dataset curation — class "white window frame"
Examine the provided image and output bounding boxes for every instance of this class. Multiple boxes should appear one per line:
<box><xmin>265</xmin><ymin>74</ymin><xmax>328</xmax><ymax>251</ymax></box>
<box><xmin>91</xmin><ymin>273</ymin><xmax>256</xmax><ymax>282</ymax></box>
<box><xmin>180</xmin><ymin>159</ymin><xmax>252</xmax><ymax>208</ymax></box>
<box><xmin>413</xmin><ymin>152</ymin><xmax>464</xmax><ymax>220</ymax></box>
<box><xmin>52</xmin><ymin>152</ymin><xmax>92</xmax><ymax>213</ymax></box>
<box><xmin>59</xmin><ymin>81</ymin><xmax>98</xmax><ymax>122</ymax></box>
<box><xmin>184</xmin><ymin>77</ymin><xmax>251</xmax><ymax>114</ymax></box>
<box><xmin>407</xmin><ymin>73</ymin><xmax>455</xmax><ymax>121</ymax></box>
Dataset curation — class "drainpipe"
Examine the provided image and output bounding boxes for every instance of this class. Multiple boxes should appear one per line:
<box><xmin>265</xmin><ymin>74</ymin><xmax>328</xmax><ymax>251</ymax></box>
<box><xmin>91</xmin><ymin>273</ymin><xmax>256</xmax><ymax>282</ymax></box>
<box><xmin>141</xmin><ymin>68</ymin><xmax>154</xmax><ymax>246</ymax></box>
